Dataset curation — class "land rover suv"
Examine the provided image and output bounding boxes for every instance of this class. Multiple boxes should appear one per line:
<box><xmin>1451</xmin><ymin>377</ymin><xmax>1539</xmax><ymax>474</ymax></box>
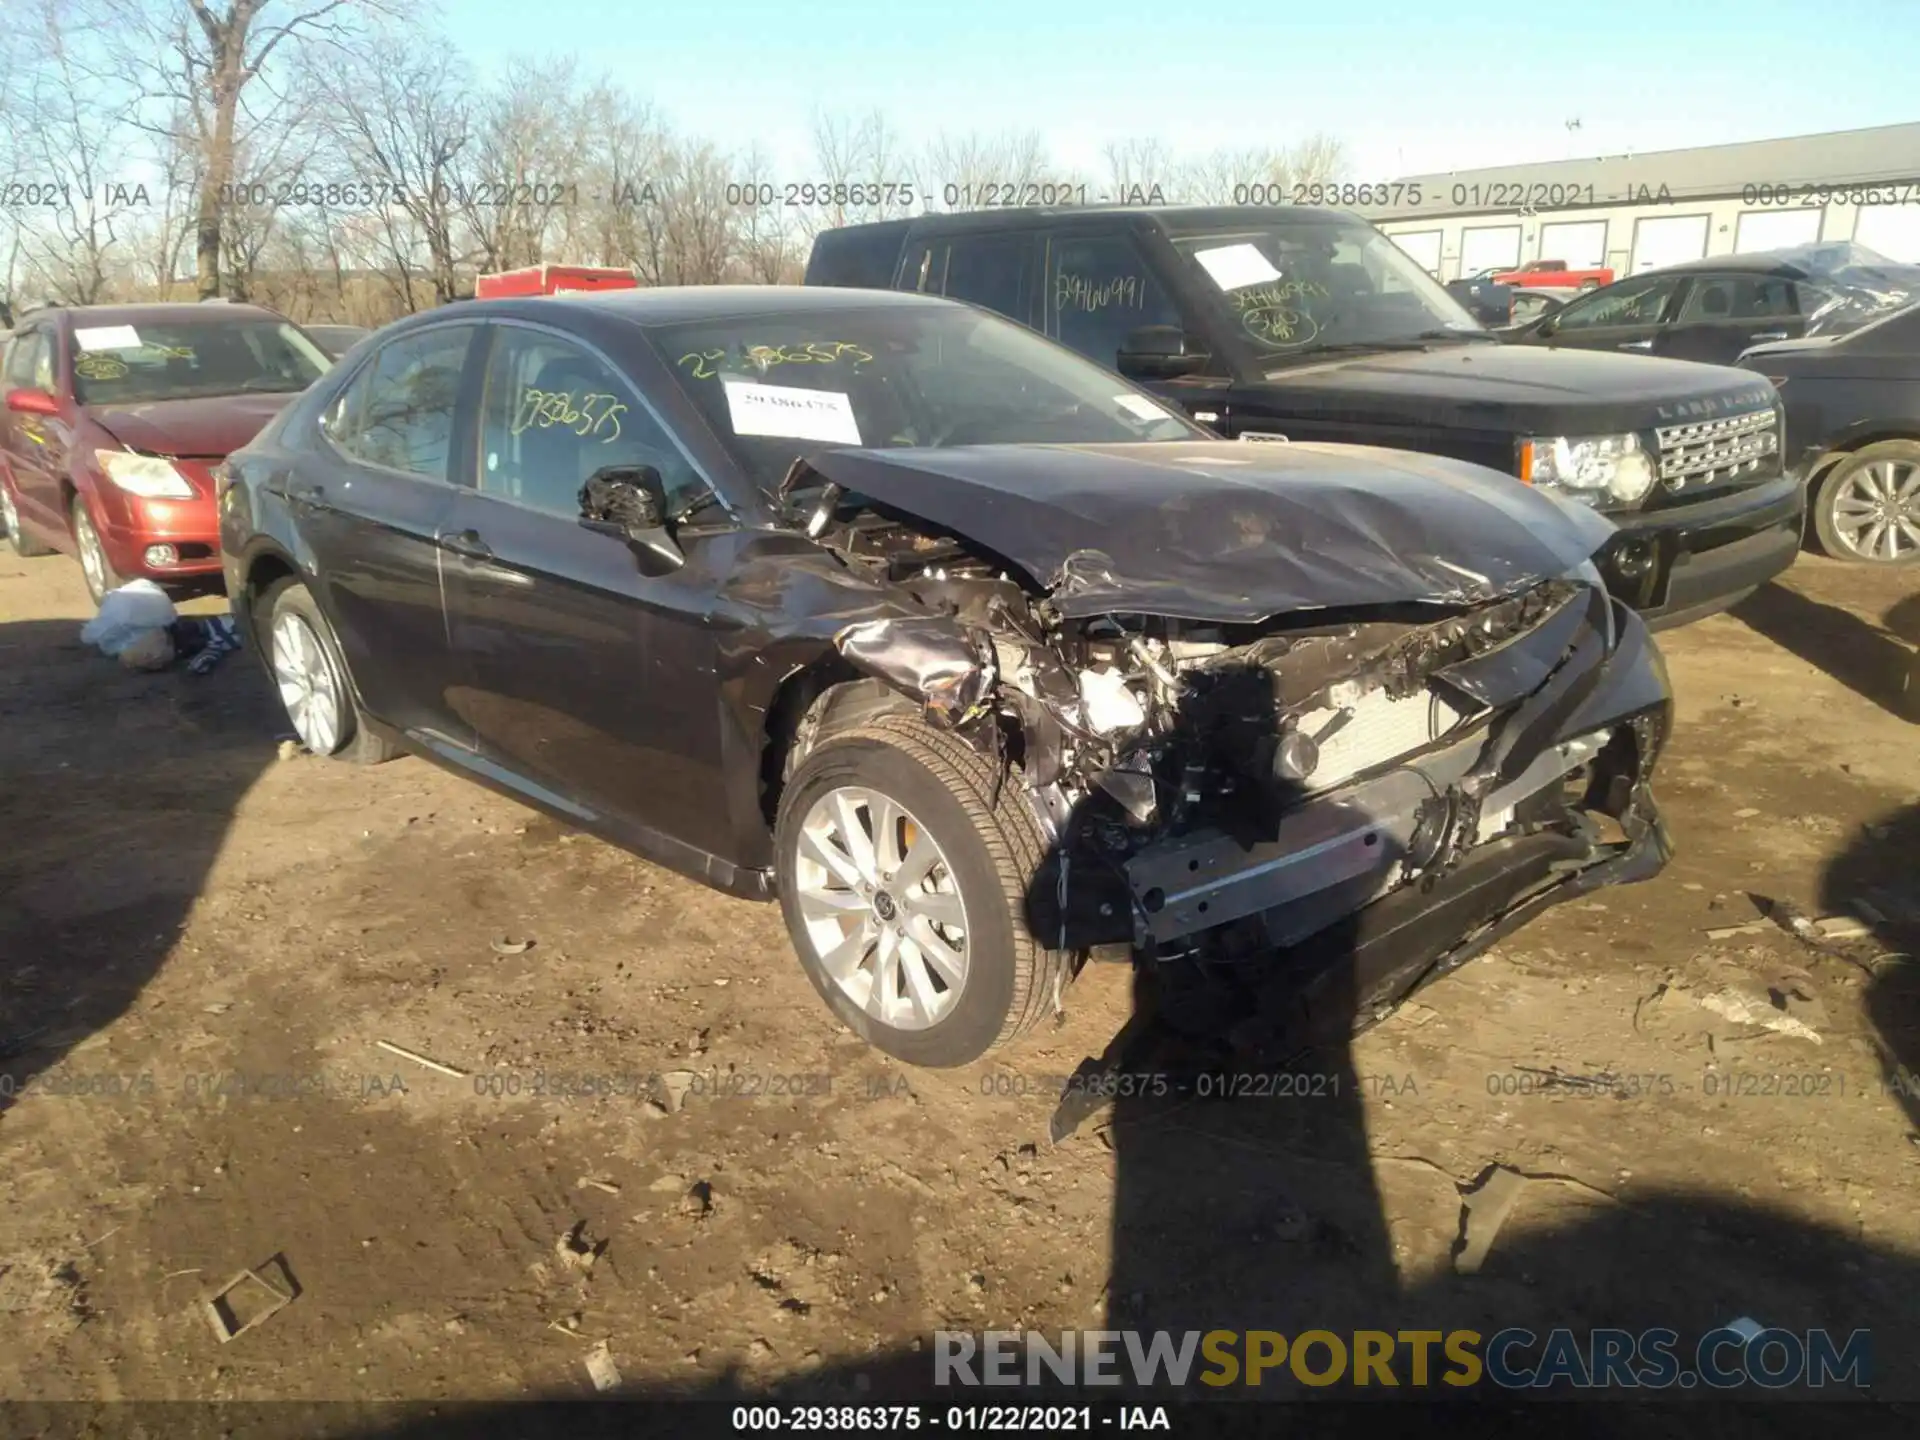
<box><xmin>807</xmin><ymin>207</ymin><xmax>1805</xmax><ymax>630</ymax></box>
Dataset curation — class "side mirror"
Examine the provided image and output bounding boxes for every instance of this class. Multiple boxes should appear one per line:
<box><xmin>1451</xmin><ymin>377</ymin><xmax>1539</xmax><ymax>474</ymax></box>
<box><xmin>5</xmin><ymin>387</ymin><xmax>58</xmax><ymax>416</ymax></box>
<box><xmin>578</xmin><ymin>463</ymin><xmax>683</xmax><ymax>571</ymax></box>
<box><xmin>1116</xmin><ymin>324</ymin><xmax>1209</xmax><ymax>380</ymax></box>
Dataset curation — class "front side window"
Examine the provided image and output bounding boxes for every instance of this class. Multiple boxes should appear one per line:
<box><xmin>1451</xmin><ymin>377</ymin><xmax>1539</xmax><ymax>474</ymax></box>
<box><xmin>67</xmin><ymin>319</ymin><xmax>329</xmax><ymax>405</ymax></box>
<box><xmin>4</xmin><ymin>331</ymin><xmax>45</xmax><ymax>390</ymax></box>
<box><xmin>1552</xmin><ymin>276</ymin><xmax>1680</xmax><ymax>331</ymax></box>
<box><xmin>474</xmin><ymin>328</ymin><xmax>704</xmax><ymax>518</ymax></box>
<box><xmin>326</xmin><ymin>324</ymin><xmax>476</xmax><ymax>481</ymax></box>
<box><xmin>653</xmin><ymin>302</ymin><xmax>1204</xmax><ymax>494</ymax></box>
<box><xmin>1045</xmin><ymin>232</ymin><xmax>1185</xmax><ymax>369</ymax></box>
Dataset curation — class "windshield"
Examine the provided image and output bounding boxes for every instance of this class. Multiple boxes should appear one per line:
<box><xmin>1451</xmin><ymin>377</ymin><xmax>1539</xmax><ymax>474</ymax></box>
<box><xmin>1170</xmin><ymin>221</ymin><xmax>1486</xmax><ymax>363</ymax></box>
<box><xmin>69</xmin><ymin>319</ymin><xmax>331</xmax><ymax>405</ymax></box>
<box><xmin>651</xmin><ymin>302</ymin><xmax>1204</xmax><ymax>493</ymax></box>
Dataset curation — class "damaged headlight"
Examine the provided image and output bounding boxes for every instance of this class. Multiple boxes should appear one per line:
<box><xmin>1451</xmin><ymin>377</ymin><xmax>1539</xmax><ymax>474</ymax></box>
<box><xmin>1518</xmin><ymin>433</ymin><xmax>1655</xmax><ymax>510</ymax></box>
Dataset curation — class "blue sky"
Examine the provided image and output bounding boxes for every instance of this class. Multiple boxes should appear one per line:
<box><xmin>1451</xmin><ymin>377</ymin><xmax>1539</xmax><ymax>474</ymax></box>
<box><xmin>448</xmin><ymin>0</ymin><xmax>1919</xmax><ymax>179</ymax></box>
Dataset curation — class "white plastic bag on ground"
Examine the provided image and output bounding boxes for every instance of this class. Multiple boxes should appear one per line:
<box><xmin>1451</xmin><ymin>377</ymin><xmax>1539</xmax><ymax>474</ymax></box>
<box><xmin>79</xmin><ymin>579</ymin><xmax>177</xmax><ymax>657</ymax></box>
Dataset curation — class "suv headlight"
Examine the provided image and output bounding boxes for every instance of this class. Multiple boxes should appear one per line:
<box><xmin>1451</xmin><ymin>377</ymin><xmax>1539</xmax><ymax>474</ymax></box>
<box><xmin>1518</xmin><ymin>433</ymin><xmax>1655</xmax><ymax>509</ymax></box>
<box><xmin>95</xmin><ymin>450</ymin><xmax>195</xmax><ymax>499</ymax></box>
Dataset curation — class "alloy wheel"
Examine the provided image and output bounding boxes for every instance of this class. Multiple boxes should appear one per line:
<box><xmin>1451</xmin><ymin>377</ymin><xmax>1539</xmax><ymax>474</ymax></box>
<box><xmin>271</xmin><ymin>610</ymin><xmax>344</xmax><ymax>754</ymax></box>
<box><xmin>1830</xmin><ymin>459</ymin><xmax>1920</xmax><ymax>561</ymax></box>
<box><xmin>75</xmin><ymin>508</ymin><xmax>107</xmax><ymax>597</ymax></box>
<box><xmin>1</xmin><ymin>484</ymin><xmax>18</xmax><ymax>542</ymax></box>
<box><xmin>792</xmin><ymin>786</ymin><xmax>971</xmax><ymax>1031</ymax></box>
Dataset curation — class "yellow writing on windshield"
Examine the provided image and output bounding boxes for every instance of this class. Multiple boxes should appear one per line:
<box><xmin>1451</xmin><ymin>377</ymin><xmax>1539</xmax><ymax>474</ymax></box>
<box><xmin>676</xmin><ymin>342</ymin><xmax>874</xmax><ymax>381</ymax></box>
<box><xmin>145</xmin><ymin>344</ymin><xmax>196</xmax><ymax>359</ymax></box>
<box><xmin>1055</xmin><ymin>272</ymin><xmax>1143</xmax><ymax>313</ymax></box>
<box><xmin>510</xmin><ymin>389</ymin><xmax>626</xmax><ymax>442</ymax></box>
<box><xmin>1230</xmin><ymin>280</ymin><xmax>1330</xmax><ymax>348</ymax></box>
<box><xmin>75</xmin><ymin>354</ymin><xmax>130</xmax><ymax>380</ymax></box>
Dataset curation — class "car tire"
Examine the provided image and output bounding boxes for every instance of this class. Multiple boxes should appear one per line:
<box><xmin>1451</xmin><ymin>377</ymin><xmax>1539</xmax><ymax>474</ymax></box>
<box><xmin>2</xmin><ymin>479</ymin><xmax>52</xmax><ymax>556</ymax></box>
<box><xmin>774</xmin><ymin>711</ymin><xmax>1073</xmax><ymax>1067</ymax></box>
<box><xmin>70</xmin><ymin>494</ymin><xmax>124</xmax><ymax>603</ymax></box>
<box><xmin>258</xmin><ymin>576</ymin><xmax>398</xmax><ymax>764</ymax></box>
<box><xmin>1809</xmin><ymin>441</ymin><xmax>1920</xmax><ymax>564</ymax></box>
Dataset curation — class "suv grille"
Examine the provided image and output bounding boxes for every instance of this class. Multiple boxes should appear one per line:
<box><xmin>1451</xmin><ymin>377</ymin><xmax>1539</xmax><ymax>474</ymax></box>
<box><xmin>1654</xmin><ymin>407</ymin><xmax>1779</xmax><ymax>492</ymax></box>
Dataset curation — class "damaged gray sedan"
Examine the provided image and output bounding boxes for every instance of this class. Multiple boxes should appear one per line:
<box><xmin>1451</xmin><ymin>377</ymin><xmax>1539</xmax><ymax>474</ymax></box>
<box><xmin>220</xmin><ymin>286</ymin><xmax>1674</xmax><ymax>1068</ymax></box>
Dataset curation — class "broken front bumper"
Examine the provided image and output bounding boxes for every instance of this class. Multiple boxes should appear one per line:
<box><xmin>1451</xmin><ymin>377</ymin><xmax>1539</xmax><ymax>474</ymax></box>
<box><xmin>1122</xmin><ymin>585</ymin><xmax>1673</xmax><ymax>1033</ymax></box>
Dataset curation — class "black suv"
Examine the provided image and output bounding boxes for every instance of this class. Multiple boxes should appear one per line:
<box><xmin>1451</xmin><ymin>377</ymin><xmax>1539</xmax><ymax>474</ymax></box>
<box><xmin>807</xmin><ymin>206</ymin><xmax>1804</xmax><ymax>630</ymax></box>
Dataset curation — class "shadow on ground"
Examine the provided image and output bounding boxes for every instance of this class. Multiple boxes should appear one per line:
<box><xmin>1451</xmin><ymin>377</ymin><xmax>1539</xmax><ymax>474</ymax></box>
<box><xmin>0</xmin><ymin>617</ymin><xmax>280</xmax><ymax>1118</ymax></box>
<box><xmin>1732</xmin><ymin>580</ymin><xmax>1920</xmax><ymax>722</ymax></box>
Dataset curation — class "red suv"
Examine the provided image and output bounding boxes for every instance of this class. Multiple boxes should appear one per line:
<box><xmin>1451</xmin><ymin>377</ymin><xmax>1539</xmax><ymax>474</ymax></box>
<box><xmin>0</xmin><ymin>302</ymin><xmax>333</xmax><ymax>603</ymax></box>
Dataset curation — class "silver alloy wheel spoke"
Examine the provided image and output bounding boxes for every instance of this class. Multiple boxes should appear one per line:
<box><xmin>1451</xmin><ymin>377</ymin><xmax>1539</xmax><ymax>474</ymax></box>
<box><xmin>272</xmin><ymin>612</ymin><xmax>341</xmax><ymax>754</ymax></box>
<box><xmin>1833</xmin><ymin>464</ymin><xmax>1920</xmax><ymax>560</ymax></box>
<box><xmin>793</xmin><ymin>784</ymin><xmax>970</xmax><ymax>1031</ymax></box>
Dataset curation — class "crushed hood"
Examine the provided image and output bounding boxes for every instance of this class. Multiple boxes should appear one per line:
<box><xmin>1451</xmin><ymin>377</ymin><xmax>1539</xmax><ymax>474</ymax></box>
<box><xmin>805</xmin><ymin>441</ymin><xmax>1617</xmax><ymax>622</ymax></box>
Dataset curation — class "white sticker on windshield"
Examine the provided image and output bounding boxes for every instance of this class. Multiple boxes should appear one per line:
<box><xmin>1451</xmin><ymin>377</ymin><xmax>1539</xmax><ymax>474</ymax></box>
<box><xmin>1190</xmin><ymin>243</ymin><xmax>1283</xmax><ymax>291</ymax></box>
<box><xmin>73</xmin><ymin>325</ymin><xmax>143</xmax><ymax>352</ymax></box>
<box><xmin>723</xmin><ymin>382</ymin><xmax>862</xmax><ymax>446</ymax></box>
<box><xmin>1114</xmin><ymin>393</ymin><xmax>1170</xmax><ymax>422</ymax></box>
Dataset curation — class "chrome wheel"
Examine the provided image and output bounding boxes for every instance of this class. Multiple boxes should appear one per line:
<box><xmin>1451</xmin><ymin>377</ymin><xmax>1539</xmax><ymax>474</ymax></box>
<box><xmin>75</xmin><ymin>508</ymin><xmax>107</xmax><ymax>596</ymax></box>
<box><xmin>1830</xmin><ymin>459</ymin><xmax>1920</xmax><ymax>561</ymax></box>
<box><xmin>271</xmin><ymin>610</ymin><xmax>344</xmax><ymax>754</ymax></box>
<box><xmin>792</xmin><ymin>786</ymin><xmax>970</xmax><ymax>1031</ymax></box>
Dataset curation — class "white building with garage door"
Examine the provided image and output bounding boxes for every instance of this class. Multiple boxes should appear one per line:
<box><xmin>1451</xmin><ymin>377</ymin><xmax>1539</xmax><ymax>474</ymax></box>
<box><xmin>1356</xmin><ymin>122</ymin><xmax>1920</xmax><ymax>282</ymax></box>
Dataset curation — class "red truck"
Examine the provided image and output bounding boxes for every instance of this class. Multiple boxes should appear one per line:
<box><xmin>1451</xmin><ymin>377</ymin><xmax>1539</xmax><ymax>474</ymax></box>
<box><xmin>1486</xmin><ymin>259</ymin><xmax>1613</xmax><ymax>290</ymax></box>
<box><xmin>473</xmin><ymin>265</ymin><xmax>639</xmax><ymax>299</ymax></box>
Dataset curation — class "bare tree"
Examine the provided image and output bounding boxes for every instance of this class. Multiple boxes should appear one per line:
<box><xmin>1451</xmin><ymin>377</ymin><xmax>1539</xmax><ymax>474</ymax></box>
<box><xmin>809</xmin><ymin>109</ymin><xmax>916</xmax><ymax>234</ymax></box>
<box><xmin>102</xmin><ymin>0</ymin><xmax>389</xmax><ymax>299</ymax></box>
<box><xmin>316</xmin><ymin>28</ymin><xmax>473</xmax><ymax>308</ymax></box>
<box><xmin>457</xmin><ymin>57</ymin><xmax>583</xmax><ymax>273</ymax></box>
<box><xmin>917</xmin><ymin>128</ymin><xmax>1056</xmax><ymax>212</ymax></box>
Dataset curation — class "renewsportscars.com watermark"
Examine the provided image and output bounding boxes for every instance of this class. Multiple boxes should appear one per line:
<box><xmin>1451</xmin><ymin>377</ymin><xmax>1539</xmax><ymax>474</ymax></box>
<box><xmin>935</xmin><ymin>1326</ymin><xmax>1872</xmax><ymax>1390</ymax></box>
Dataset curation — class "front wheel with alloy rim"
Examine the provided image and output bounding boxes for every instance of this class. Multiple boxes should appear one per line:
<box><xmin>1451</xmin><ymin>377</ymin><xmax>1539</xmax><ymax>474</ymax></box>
<box><xmin>258</xmin><ymin>577</ymin><xmax>397</xmax><ymax>764</ymax></box>
<box><xmin>1810</xmin><ymin>441</ymin><xmax>1920</xmax><ymax>564</ymax></box>
<box><xmin>3</xmin><ymin>482</ymin><xmax>52</xmax><ymax>556</ymax></box>
<box><xmin>71</xmin><ymin>494</ymin><xmax>123</xmax><ymax>603</ymax></box>
<box><xmin>774</xmin><ymin>711</ymin><xmax>1074</xmax><ymax>1067</ymax></box>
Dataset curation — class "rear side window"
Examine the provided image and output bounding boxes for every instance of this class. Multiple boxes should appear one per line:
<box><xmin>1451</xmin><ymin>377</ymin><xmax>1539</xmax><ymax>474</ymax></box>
<box><xmin>324</xmin><ymin>324</ymin><xmax>476</xmax><ymax>480</ymax></box>
<box><xmin>806</xmin><ymin>225</ymin><xmax>909</xmax><ymax>288</ymax></box>
<box><xmin>939</xmin><ymin>234</ymin><xmax>1036</xmax><ymax>326</ymax></box>
<box><xmin>1676</xmin><ymin>275</ymin><xmax>1797</xmax><ymax>323</ymax></box>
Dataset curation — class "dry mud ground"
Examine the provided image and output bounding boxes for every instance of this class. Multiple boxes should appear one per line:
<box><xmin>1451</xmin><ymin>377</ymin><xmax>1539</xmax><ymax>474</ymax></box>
<box><xmin>2</xmin><ymin>542</ymin><xmax>1919</xmax><ymax>1430</ymax></box>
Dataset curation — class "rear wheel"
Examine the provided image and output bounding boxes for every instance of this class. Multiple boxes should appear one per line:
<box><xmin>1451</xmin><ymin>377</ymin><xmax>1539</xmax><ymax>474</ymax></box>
<box><xmin>1810</xmin><ymin>441</ymin><xmax>1920</xmax><ymax>564</ymax></box>
<box><xmin>71</xmin><ymin>494</ymin><xmax>123</xmax><ymax>603</ymax></box>
<box><xmin>774</xmin><ymin>712</ymin><xmax>1073</xmax><ymax>1067</ymax></box>
<box><xmin>2</xmin><ymin>480</ymin><xmax>52</xmax><ymax>556</ymax></box>
<box><xmin>259</xmin><ymin>576</ymin><xmax>397</xmax><ymax>764</ymax></box>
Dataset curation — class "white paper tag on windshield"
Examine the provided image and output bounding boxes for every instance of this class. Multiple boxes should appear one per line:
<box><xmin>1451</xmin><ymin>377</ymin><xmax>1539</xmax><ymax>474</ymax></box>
<box><xmin>723</xmin><ymin>382</ymin><xmax>862</xmax><ymax>445</ymax></box>
<box><xmin>1191</xmin><ymin>243</ymin><xmax>1283</xmax><ymax>291</ymax></box>
<box><xmin>73</xmin><ymin>325</ymin><xmax>143</xmax><ymax>352</ymax></box>
<box><xmin>1113</xmin><ymin>393</ymin><xmax>1170</xmax><ymax>421</ymax></box>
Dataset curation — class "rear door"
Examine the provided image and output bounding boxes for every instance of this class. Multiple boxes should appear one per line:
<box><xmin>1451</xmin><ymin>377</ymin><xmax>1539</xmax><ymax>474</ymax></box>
<box><xmin>899</xmin><ymin>230</ymin><xmax>1041</xmax><ymax>330</ymax></box>
<box><xmin>436</xmin><ymin>320</ymin><xmax>735</xmax><ymax>860</ymax></box>
<box><xmin>1</xmin><ymin>329</ymin><xmax>65</xmax><ymax>535</ymax></box>
<box><xmin>1654</xmin><ymin>273</ymin><xmax>1807</xmax><ymax>366</ymax></box>
<box><xmin>1529</xmin><ymin>272</ymin><xmax>1684</xmax><ymax>354</ymax></box>
<box><xmin>297</xmin><ymin>320</ymin><xmax>482</xmax><ymax>747</ymax></box>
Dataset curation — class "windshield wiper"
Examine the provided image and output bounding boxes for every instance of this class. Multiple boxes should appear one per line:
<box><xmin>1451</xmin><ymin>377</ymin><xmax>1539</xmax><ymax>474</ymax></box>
<box><xmin>1413</xmin><ymin>328</ymin><xmax>1502</xmax><ymax>343</ymax></box>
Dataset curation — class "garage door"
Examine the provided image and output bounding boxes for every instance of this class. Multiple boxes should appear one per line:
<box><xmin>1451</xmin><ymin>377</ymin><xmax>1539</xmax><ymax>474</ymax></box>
<box><xmin>1735</xmin><ymin>208</ymin><xmax>1822</xmax><ymax>253</ymax></box>
<box><xmin>1630</xmin><ymin>214</ymin><xmax>1710</xmax><ymax>273</ymax></box>
<box><xmin>1390</xmin><ymin>229</ymin><xmax>1443</xmax><ymax>276</ymax></box>
<box><xmin>1538</xmin><ymin>220</ymin><xmax>1607</xmax><ymax>269</ymax></box>
<box><xmin>1459</xmin><ymin>224</ymin><xmax>1522</xmax><ymax>278</ymax></box>
<box><xmin>1854</xmin><ymin>204</ymin><xmax>1920</xmax><ymax>262</ymax></box>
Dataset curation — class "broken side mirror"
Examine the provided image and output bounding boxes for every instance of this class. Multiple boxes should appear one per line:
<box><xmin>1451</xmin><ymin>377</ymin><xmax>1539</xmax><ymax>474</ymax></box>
<box><xmin>1116</xmin><ymin>324</ymin><xmax>1210</xmax><ymax>380</ymax></box>
<box><xmin>578</xmin><ymin>463</ymin><xmax>683</xmax><ymax>572</ymax></box>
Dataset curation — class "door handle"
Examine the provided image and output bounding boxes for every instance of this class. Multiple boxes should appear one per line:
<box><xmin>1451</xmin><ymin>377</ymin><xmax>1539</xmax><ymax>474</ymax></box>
<box><xmin>1750</xmin><ymin>330</ymin><xmax>1788</xmax><ymax>342</ymax></box>
<box><xmin>1619</xmin><ymin>339</ymin><xmax>1653</xmax><ymax>351</ymax></box>
<box><xmin>440</xmin><ymin>528</ymin><xmax>493</xmax><ymax>561</ymax></box>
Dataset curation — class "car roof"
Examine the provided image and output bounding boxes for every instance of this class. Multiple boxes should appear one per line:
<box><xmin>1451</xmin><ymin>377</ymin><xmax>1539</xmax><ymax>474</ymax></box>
<box><xmin>465</xmin><ymin>285</ymin><xmax>964</xmax><ymax>326</ymax></box>
<box><xmin>1644</xmin><ymin>253</ymin><xmax>1810</xmax><ymax>280</ymax></box>
<box><xmin>36</xmin><ymin>301</ymin><xmax>288</xmax><ymax>326</ymax></box>
<box><xmin>824</xmin><ymin>204</ymin><xmax>1355</xmax><ymax>238</ymax></box>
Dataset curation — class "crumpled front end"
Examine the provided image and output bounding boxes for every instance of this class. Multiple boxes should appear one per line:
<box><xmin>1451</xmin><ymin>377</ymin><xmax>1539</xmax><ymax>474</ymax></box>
<box><xmin>804</xmin><ymin>477</ymin><xmax>1673</xmax><ymax>1042</ymax></box>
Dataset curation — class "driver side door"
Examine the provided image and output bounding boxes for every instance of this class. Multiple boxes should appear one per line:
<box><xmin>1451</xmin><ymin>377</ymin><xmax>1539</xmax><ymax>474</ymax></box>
<box><xmin>1524</xmin><ymin>273</ymin><xmax>1683</xmax><ymax>354</ymax></box>
<box><xmin>437</xmin><ymin>320</ymin><xmax>737</xmax><ymax>864</ymax></box>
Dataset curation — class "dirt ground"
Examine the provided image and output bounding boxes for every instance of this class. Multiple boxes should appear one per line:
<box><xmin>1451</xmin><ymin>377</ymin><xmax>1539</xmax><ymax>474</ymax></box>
<box><xmin>3</xmin><ymin>539</ymin><xmax>1919</xmax><ymax>1422</ymax></box>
